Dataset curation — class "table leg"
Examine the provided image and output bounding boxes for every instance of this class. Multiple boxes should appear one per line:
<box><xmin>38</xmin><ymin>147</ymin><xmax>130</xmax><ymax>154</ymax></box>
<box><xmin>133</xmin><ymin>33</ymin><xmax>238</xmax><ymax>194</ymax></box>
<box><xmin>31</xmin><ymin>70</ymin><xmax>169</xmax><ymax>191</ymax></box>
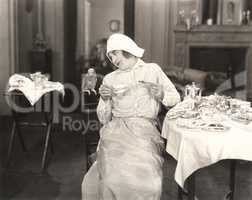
<box><xmin>41</xmin><ymin>122</ymin><xmax>52</xmax><ymax>171</ymax></box>
<box><xmin>188</xmin><ymin>173</ymin><xmax>195</xmax><ymax>200</ymax></box>
<box><xmin>6</xmin><ymin>121</ymin><xmax>17</xmax><ymax>167</ymax></box>
<box><xmin>229</xmin><ymin>160</ymin><xmax>237</xmax><ymax>200</ymax></box>
<box><xmin>45</xmin><ymin>112</ymin><xmax>54</xmax><ymax>154</ymax></box>
<box><xmin>12</xmin><ymin>111</ymin><xmax>27</xmax><ymax>152</ymax></box>
<box><xmin>177</xmin><ymin>186</ymin><xmax>184</xmax><ymax>200</ymax></box>
<box><xmin>16</xmin><ymin>122</ymin><xmax>27</xmax><ymax>152</ymax></box>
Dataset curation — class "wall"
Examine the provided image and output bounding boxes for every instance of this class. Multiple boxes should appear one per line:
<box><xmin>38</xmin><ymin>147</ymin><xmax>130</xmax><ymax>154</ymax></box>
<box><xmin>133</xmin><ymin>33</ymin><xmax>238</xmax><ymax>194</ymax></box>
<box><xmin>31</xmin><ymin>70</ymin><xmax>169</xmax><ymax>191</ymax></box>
<box><xmin>43</xmin><ymin>0</ymin><xmax>64</xmax><ymax>82</ymax></box>
<box><xmin>15</xmin><ymin>0</ymin><xmax>65</xmax><ymax>81</ymax></box>
<box><xmin>90</xmin><ymin>0</ymin><xmax>124</xmax><ymax>51</ymax></box>
<box><xmin>17</xmin><ymin>0</ymin><xmax>34</xmax><ymax>73</ymax></box>
<box><xmin>0</xmin><ymin>0</ymin><xmax>16</xmax><ymax>115</ymax></box>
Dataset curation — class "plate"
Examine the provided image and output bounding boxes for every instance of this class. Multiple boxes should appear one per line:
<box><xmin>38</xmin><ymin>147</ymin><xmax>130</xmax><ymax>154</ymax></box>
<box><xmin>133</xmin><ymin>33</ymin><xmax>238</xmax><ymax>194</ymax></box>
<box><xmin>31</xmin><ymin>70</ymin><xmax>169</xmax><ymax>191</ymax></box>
<box><xmin>166</xmin><ymin>110</ymin><xmax>185</xmax><ymax>119</ymax></box>
<box><xmin>176</xmin><ymin>118</ymin><xmax>207</xmax><ymax>130</ymax></box>
<box><xmin>202</xmin><ymin>123</ymin><xmax>230</xmax><ymax>132</ymax></box>
<box><xmin>181</xmin><ymin>111</ymin><xmax>199</xmax><ymax>119</ymax></box>
<box><xmin>230</xmin><ymin>113</ymin><xmax>252</xmax><ymax>124</ymax></box>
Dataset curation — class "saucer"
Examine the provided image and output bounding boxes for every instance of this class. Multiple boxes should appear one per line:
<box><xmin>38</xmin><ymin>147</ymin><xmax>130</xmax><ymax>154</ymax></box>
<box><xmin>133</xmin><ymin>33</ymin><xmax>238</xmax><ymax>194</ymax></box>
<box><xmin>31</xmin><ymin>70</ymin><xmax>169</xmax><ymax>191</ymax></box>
<box><xmin>181</xmin><ymin>111</ymin><xmax>199</xmax><ymax>119</ymax></box>
<box><xmin>202</xmin><ymin>123</ymin><xmax>230</xmax><ymax>132</ymax></box>
<box><xmin>176</xmin><ymin>118</ymin><xmax>207</xmax><ymax>130</ymax></box>
<box><xmin>230</xmin><ymin>113</ymin><xmax>252</xmax><ymax>124</ymax></box>
<box><xmin>166</xmin><ymin>111</ymin><xmax>184</xmax><ymax>119</ymax></box>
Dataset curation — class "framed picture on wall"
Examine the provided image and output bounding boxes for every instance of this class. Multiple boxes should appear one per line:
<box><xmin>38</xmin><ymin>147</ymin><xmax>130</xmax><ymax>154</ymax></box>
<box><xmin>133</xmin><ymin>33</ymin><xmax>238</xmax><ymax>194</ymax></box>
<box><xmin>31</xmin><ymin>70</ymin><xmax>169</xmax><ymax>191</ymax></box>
<box><xmin>109</xmin><ymin>20</ymin><xmax>120</xmax><ymax>32</ymax></box>
<box><xmin>222</xmin><ymin>0</ymin><xmax>244</xmax><ymax>25</ymax></box>
<box><xmin>177</xmin><ymin>0</ymin><xmax>202</xmax><ymax>25</ymax></box>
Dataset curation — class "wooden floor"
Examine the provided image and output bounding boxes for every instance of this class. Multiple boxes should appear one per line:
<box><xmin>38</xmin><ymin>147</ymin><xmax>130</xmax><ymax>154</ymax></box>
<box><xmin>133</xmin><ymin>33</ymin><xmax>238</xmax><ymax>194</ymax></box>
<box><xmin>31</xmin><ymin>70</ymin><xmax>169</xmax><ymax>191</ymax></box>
<box><xmin>1</xmin><ymin>115</ymin><xmax>252</xmax><ymax>200</ymax></box>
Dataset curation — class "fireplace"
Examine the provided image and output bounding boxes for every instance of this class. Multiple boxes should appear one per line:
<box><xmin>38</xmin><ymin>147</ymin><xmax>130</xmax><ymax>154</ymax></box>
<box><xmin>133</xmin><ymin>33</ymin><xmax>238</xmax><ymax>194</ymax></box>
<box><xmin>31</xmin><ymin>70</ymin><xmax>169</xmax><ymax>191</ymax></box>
<box><xmin>174</xmin><ymin>25</ymin><xmax>252</xmax><ymax>101</ymax></box>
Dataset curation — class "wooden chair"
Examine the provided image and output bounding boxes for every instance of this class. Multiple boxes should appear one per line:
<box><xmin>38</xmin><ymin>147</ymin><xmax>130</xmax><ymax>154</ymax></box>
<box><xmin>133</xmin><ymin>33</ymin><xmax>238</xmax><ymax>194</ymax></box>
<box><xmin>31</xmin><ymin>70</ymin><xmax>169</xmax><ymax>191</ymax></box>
<box><xmin>81</xmin><ymin>72</ymin><xmax>102</xmax><ymax>169</ymax></box>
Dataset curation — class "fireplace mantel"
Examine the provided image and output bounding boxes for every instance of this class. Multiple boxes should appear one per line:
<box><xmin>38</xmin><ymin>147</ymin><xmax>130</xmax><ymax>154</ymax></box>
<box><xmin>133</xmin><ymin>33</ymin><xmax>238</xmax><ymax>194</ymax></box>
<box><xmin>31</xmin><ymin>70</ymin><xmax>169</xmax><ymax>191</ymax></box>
<box><xmin>174</xmin><ymin>25</ymin><xmax>252</xmax><ymax>67</ymax></box>
<box><xmin>174</xmin><ymin>25</ymin><xmax>252</xmax><ymax>100</ymax></box>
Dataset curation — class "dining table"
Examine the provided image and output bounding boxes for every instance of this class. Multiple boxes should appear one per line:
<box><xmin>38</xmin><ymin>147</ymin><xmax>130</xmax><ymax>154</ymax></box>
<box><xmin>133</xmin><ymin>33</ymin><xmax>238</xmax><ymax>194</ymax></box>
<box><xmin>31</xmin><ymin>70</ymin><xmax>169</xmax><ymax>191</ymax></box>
<box><xmin>161</xmin><ymin>95</ymin><xmax>252</xmax><ymax>200</ymax></box>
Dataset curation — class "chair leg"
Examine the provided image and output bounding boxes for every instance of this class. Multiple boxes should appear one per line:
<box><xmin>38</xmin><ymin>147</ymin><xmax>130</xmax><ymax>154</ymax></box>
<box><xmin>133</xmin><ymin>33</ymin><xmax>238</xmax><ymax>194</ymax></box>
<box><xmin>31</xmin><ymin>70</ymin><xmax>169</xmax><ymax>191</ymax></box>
<box><xmin>41</xmin><ymin>122</ymin><xmax>52</xmax><ymax>171</ymax></box>
<box><xmin>6</xmin><ymin>121</ymin><xmax>17</xmax><ymax>167</ymax></box>
<box><xmin>16</xmin><ymin>123</ymin><xmax>27</xmax><ymax>152</ymax></box>
<box><xmin>84</xmin><ymin>135</ymin><xmax>90</xmax><ymax>170</ymax></box>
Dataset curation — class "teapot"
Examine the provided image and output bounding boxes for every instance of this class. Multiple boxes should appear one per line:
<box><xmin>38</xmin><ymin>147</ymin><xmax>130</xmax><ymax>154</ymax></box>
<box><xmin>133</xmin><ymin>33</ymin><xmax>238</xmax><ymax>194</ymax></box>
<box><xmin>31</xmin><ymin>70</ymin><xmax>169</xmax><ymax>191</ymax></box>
<box><xmin>184</xmin><ymin>82</ymin><xmax>201</xmax><ymax>100</ymax></box>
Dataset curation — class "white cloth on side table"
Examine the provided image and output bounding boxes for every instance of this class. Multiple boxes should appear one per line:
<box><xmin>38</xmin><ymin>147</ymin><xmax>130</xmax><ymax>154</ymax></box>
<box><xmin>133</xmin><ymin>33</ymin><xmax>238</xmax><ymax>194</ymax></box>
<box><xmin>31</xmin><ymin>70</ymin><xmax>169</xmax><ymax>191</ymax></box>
<box><xmin>8</xmin><ymin>74</ymin><xmax>65</xmax><ymax>106</ymax></box>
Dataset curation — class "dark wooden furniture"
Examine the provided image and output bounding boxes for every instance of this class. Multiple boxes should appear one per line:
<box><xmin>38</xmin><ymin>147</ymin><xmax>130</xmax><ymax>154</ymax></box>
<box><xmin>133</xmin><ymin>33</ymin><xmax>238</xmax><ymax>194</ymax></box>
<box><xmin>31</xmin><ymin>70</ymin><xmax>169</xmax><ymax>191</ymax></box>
<box><xmin>30</xmin><ymin>48</ymin><xmax>52</xmax><ymax>75</ymax></box>
<box><xmin>5</xmin><ymin>90</ymin><xmax>56</xmax><ymax>172</ymax></box>
<box><xmin>80</xmin><ymin>71</ymin><xmax>106</xmax><ymax>169</ymax></box>
<box><xmin>81</xmin><ymin>91</ymin><xmax>100</xmax><ymax>169</ymax></box>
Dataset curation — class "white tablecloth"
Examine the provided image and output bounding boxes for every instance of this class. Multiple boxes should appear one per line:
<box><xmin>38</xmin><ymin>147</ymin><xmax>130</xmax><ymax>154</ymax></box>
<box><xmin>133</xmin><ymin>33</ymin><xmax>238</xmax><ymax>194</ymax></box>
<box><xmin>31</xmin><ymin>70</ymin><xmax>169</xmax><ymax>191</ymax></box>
<box><xmin>8</xmin><ymin>74</ymin><xmax>64</xmax><ymax>105</ymax></box>
<box><xmin>161</xmin><ymin>110</ymin><xmax>252</xmax><ymax>188</ymax></box>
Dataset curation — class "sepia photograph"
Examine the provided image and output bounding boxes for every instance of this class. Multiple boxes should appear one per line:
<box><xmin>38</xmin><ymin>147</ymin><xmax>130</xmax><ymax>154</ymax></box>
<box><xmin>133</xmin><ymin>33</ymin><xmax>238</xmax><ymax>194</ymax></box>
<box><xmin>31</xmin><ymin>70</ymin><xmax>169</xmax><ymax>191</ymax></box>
<box><xmin>1</xmin><ymin>0</ymin><xmax>252</xmax><ymax>200</ymax></box>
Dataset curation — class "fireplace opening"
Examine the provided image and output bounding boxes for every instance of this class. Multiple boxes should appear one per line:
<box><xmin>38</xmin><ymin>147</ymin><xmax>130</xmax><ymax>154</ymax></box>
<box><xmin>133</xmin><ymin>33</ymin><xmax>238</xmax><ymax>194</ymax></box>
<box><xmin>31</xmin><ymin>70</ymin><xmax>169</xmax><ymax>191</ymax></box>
<box><xmin>190</xmin><ymin>47</ymin><xmax>247</xmax><ymax>99</ymax></box>
<box><xmin>190</xmin><ymin>47</ymin><xmax>246</xmax><ymax>73</ymax></box>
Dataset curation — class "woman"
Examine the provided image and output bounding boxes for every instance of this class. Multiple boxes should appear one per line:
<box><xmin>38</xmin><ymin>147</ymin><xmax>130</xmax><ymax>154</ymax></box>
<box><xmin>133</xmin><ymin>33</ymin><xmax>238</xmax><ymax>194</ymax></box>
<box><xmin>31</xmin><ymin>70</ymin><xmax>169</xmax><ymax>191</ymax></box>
<box><xmin>82</xmin><ymin>33</ymin><xmax>180</xmax><ymax>200</ymax></box>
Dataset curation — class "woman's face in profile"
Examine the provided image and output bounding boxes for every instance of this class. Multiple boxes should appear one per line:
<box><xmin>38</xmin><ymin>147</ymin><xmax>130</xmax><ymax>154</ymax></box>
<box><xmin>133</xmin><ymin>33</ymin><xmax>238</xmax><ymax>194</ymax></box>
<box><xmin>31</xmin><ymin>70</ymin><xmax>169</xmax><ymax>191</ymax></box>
<box><xmin>108</xmin><ymin>50</ymin><xmax>129</xmax><ymax>70</ymax></box>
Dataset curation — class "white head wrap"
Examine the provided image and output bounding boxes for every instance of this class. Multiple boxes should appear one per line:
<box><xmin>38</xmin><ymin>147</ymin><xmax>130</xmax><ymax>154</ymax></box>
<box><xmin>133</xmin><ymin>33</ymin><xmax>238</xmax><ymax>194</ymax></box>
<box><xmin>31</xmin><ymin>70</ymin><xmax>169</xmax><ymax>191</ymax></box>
<box><xmin>106</xmin><ymin>33</ymin><xmax>144</xmax><ymax>58</ymax></box>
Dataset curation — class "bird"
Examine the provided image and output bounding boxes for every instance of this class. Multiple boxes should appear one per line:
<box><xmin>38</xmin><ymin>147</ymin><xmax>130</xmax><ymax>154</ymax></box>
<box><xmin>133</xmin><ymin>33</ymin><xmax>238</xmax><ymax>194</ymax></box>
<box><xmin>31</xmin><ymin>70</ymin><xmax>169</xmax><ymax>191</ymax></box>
<box><xmin>81</xmin><ymin>68</ymin><xmax>98</xmax><ymax>95</ymax></box>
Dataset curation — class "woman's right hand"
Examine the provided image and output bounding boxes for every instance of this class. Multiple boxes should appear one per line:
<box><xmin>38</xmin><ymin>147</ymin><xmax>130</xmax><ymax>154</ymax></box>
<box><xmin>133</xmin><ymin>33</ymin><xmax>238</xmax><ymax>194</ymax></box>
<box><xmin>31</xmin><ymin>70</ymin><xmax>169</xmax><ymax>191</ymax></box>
<box><xmin>99</xmin><ymin>84</ymin><xmax>113</xmax><ymax>101</ymax></box>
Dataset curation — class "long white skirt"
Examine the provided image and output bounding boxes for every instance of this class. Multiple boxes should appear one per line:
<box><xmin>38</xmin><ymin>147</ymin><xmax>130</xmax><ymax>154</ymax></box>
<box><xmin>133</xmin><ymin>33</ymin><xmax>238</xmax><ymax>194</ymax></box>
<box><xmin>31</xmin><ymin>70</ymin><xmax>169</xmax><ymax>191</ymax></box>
<box><xmin>82</xmin><ymin>117</ymin><xmax>164</xmax><ymax>200</ymax></box>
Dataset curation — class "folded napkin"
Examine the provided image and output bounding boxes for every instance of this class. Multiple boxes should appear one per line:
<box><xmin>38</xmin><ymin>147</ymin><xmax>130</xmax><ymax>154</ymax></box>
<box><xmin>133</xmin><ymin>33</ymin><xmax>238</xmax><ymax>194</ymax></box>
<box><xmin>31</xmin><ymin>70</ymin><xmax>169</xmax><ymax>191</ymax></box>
<box><xmin>8</xmin><ymin>74</ymin><xmax>65</xmax><ymax>106</ymax></box>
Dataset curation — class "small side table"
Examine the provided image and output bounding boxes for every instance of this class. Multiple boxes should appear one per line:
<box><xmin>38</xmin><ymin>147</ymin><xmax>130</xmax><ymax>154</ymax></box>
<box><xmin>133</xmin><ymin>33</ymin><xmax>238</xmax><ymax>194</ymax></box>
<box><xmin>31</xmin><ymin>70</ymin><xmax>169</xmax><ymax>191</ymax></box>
<box><xmin>4</xmin><ymin>90</ymin><xmax>56</xmax><ymax>172</ymax></box>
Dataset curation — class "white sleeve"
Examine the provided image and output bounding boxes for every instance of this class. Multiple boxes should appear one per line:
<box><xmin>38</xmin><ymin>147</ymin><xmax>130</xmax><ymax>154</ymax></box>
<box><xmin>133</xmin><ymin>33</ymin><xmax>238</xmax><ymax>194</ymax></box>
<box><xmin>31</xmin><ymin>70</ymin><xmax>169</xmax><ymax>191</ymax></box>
<box><xmin>156</xmin><ymin>66</ymin><xmax>181</xmax><ymax>107</ymax></box>
<box><xmin>97</xmin><ymin>98</ymin><xmax>112</xmax><ymax>125</ymax></box>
